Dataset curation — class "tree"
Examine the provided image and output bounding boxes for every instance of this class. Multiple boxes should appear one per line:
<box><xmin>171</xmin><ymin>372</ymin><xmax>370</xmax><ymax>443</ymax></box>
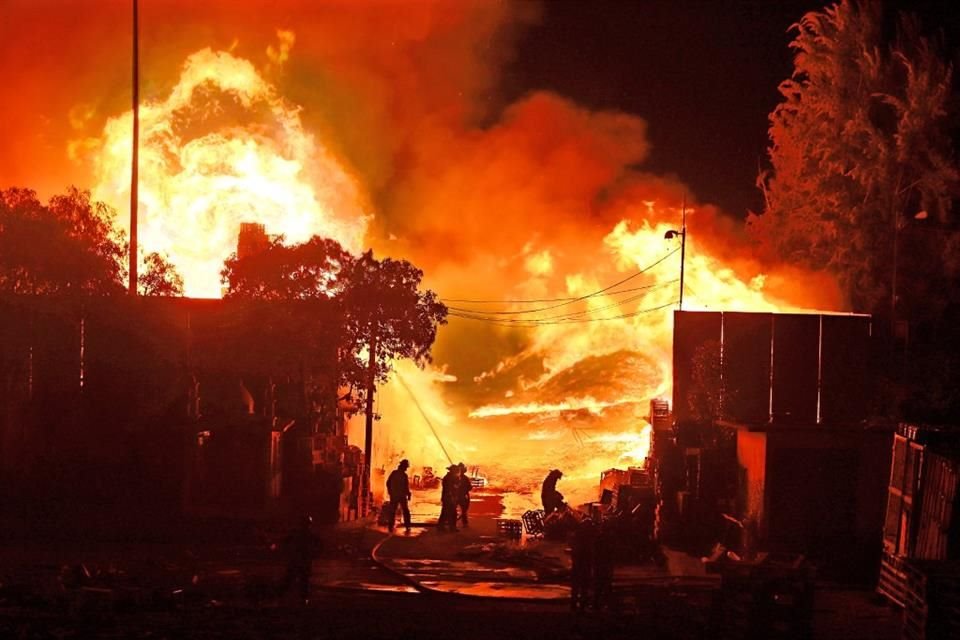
<box><xmin>221</xmin><ymin>235</ymin><xmax>353</xmax><ymax>427</ymax></box>
<box><xmin>339</xmin><ymin>250</ymin><xmax>448</xmax><ymax>389</ymax></box>
<box><xmin>748</xmin><ymin>0</ymin><xmax>958</xmax><ymax>314</ymax></box>
<box><xmin>138</xmin><ymin>252</ymin><xmax>184</xmax><ymax>296</ymax></box>
<box><xmin>222</xmin><ymin>238</ymin><xmax>447</xmax><ymax>500</ymax></box>
<box><xmin>221</xmin><ymin>235</ymin><xmax>352</xmax><ymax>301</ymax></box>
<box><xmin>222</xmin><ymin>240</ymin><xmax>447</xmax><ymax>392</ymax></box>
<box><xmin>1</xmin><ymin>187</ymin><xmax>124</xmax><ymax>295</ymax></box>
<box><xmin>0</xmin><ymin>186</ymin><xmax>185</xmax><ymax>297</ymax></box>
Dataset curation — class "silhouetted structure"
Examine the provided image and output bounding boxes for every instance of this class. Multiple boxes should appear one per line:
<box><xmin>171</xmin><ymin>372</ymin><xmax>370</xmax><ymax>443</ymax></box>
<box><xmin>878</xmin><ymin>423</ymin><xmax>960</xmax><ymax>617</ymax></box>
<box><xmin>236</xmin><ymin>222</ymin><xmax>270</xmax><ymax>260</ymax></box>
<box><xmin>0</xmin><ymin>295</ymin><xmax>362</xmax><ymax>531</ymax></box>
<box><xmin>666</xmin><ymin>310</ymin><xmax>891</xmax><ymax>581</ymax></box>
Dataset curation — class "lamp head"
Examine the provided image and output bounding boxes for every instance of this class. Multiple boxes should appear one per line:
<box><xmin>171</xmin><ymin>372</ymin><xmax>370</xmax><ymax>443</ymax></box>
<box><xmin>665</xmin><ymin>229</ymin><xmax>681</xmax><ymax>240</ymax></box>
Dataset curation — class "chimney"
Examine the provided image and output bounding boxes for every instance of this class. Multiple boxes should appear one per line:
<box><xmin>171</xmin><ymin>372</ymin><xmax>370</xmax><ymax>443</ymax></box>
<box><xmin>237</xmin><ymin>222</ymin><xmax>269</xmax><ymax>259</ymax></box>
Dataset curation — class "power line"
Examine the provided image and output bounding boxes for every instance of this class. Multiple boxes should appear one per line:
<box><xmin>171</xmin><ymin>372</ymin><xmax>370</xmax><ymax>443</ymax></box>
<box><xmin>443</xmin><ymin>279</ymin><xmax>669</xmax><ymax>307</ymax></box>
<box><xmin>441</xmin><ymin>247</ymin><xmax>679</xmax><ymax>312</ymax></box>
<box><xmin>548</xmin><ymin>280</ymin><xmax>679</xmax><ymax>320</ymax></box>
<box><xmin>451</xmin><ymin>279</ymin><xmax>679</xmax><ymax>323</ymax></box>
<box><xmin>446</xmin><ymin>277</ymin><xmax>676</xmax><ymax>316</ymax></box>
<box><xmin>447</xmin><ymin>300</ymin><xmax>677</xmax><ymax>326</ymax></box>
<box><xmin>448</xmin><ymin>299</ymin><xmax>679</xmax><ymax>327</ymax></box>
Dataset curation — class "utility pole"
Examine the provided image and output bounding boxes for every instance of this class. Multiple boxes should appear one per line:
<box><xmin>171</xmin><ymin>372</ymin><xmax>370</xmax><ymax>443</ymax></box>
<box><xmin>679</xmin><ymin>199</ymin><xmax>686</xmax><ymax>310</ymax></box>
<box><xmin>665</xmin><ymin>197</ymin><xmax>687</xmax><ymax>310</ymax></box>
<box><xmin>128</xmin><ymin>0</ymin><xmax>139</xmax><ymax>296</ymax></box>
<box><xmin>363</xmin><ymin>329</ymin><xmax>377</xmax><ymax>514</ymax></box>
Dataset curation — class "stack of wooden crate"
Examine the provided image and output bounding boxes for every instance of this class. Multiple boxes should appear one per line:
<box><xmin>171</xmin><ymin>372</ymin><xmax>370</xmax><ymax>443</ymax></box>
<box><xmin>901</xmin><ymin>560</ymin><xmax>960</xmax><ymax>640</ymax></box>
<box><xmin>878</xmin><ymin>423</ymin><xmax>960</xmax><ymax>607</ymax></box>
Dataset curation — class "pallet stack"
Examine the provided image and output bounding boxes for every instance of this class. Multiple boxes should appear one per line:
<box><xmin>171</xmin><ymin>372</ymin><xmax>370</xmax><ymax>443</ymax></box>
<box><xmin>878</xmin><ymin>424</ymin><xmax>960</xmax><ymax>607</ymax></box>
<box><xmin>879</xmin><ymin>552</ymin><xmax>911</xmax><ymax>609</ymax></box>
<box><xmin>901</xmin><ymin>560</ymin><xmax>960</xmax><ymax>640</ymax></box>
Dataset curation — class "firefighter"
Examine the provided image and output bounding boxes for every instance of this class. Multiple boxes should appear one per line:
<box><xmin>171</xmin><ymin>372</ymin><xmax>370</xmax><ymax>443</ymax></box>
<box><xmin>385</xmin><ymin>459</ymin><xmax>412</xmax><ymax>533</ymax></box>
<box><xmin>438</xmin><ymin>464</ymin><xmax>461</xmax><ymax>532</ymax></box>
<box><xmin>457</xmin><ymin>462</ymin><xmax>472</xmax><ymax>527</ymax></box>
<box><xmin>541</xmin><ymin>469</ymin><xmax>565</xmax><ymax>515</ymax></box>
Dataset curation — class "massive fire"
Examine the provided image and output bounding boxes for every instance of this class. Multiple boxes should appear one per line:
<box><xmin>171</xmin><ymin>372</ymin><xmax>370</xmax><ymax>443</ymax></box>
<box><xmin>375</xmin><ymin>213</ymin><xmax>836</xmax><ymax>511</ymax></box>
<box><xmin>90</xmin><ymin>47</ymin><xmax>368</xmax><ymax>298</ymax></box>
<box><xmin>76</xmin><ymin>31</ymin><xmax>842</xmax><ymax>510</ymax></box>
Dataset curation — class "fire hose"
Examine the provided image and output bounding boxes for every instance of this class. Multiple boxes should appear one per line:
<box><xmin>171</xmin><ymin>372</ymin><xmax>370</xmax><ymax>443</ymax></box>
<box><xmin>394</xmin><ymin>372</ymin><xmax>454</xmax><ymax>467</ymax></box>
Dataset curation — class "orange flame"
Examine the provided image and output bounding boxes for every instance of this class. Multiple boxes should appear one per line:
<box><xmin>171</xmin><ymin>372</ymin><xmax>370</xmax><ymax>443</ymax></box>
<box><xmin>80</xmin><ymin>43</ymin><xmax>841</xmax><ymax>509</ymax></box>
<box><xmin>91</xmin><ymin>47</ymin><xmax>368</xmax><ymax>297</ymax></box>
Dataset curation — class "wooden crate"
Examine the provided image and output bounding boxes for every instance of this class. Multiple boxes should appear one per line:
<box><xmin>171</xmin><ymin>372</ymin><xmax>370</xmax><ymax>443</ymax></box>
<box><xmin>914</xmin><ymin>452</ymin><xmax>959</xmax><ymax>560</ymax></box>
<box><xmin>496</xmin><ymin>518</ymin><xmax>522</xmax><ymax>539</ymax></box>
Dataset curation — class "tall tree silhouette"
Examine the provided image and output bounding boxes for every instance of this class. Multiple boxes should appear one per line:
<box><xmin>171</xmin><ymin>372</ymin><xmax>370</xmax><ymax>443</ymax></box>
<box><xmin>748</xmin><ymin>0</ymin><xmax>958</xmax><ymax>314</ymax></box>
<box><xmin>0</xmin><ymin>187</ymin><xmax>184</xmax><ymax>297</ymax></box>
<box><xmin>222</xmin><ymin>237</ymin><xmax>447</xmax><ymax>498</ymax></box>
<box><xmin>221</xmin><ymin>239</ymin><xmax>447</xmax><ymax>396</ymax></box>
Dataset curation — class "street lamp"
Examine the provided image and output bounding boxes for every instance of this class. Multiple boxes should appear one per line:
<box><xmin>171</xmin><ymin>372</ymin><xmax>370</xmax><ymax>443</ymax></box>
<box><xmin>665</xmin><ymin>201</ymin><xmax>687</xmax><ymax>310</ymax></box>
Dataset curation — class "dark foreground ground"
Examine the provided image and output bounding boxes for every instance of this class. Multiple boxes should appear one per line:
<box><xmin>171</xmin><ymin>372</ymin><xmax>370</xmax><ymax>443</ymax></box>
<box><xmin>0</xmin><ymin>591</ymin><xmax>696</xmax><ymax>640</ymax></box>
<box><xmin>0</xmin><ymin>580</ymin><xmax>903</xmax><ymax>640</ymax></box>
<box><xmin>0</xmin><ymin>490</ymin><xmax>902</xmax><ymax>639</ymax></box>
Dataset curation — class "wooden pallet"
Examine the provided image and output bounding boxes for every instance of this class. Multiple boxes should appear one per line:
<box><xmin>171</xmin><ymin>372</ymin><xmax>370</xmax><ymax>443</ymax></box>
<box><xmin>878</xmin><ymin>552</ymin><xmax>909</xmax><ymax>607</ymax></box>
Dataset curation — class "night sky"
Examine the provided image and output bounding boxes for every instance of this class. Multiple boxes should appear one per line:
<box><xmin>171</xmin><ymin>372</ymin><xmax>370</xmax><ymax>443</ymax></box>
<box><xmin>504</xmin><ymin>0</ymin><xmax>827</xmax><ymax>218</ymax></box>
<box><xmin>503</xmin><ymin>0</ymin><xmax>959</xmax><ymax>218</ymax></box>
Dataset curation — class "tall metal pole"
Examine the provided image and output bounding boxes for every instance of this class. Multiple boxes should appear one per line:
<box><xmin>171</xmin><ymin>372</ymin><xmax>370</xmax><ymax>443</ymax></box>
<box><xmin>679</xmin><ymin>198</ymin><xmax>686</xmax><ymax>311</ymax></box>
<box><xmin>128</xmin><ymin>0</ymin><xmax>139</xmax><ymax>296</ymax></box>
<box><xmin>363</xmin><ymin>330</ymin><xmax>377</xmax><ymax>514</ymax></box>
